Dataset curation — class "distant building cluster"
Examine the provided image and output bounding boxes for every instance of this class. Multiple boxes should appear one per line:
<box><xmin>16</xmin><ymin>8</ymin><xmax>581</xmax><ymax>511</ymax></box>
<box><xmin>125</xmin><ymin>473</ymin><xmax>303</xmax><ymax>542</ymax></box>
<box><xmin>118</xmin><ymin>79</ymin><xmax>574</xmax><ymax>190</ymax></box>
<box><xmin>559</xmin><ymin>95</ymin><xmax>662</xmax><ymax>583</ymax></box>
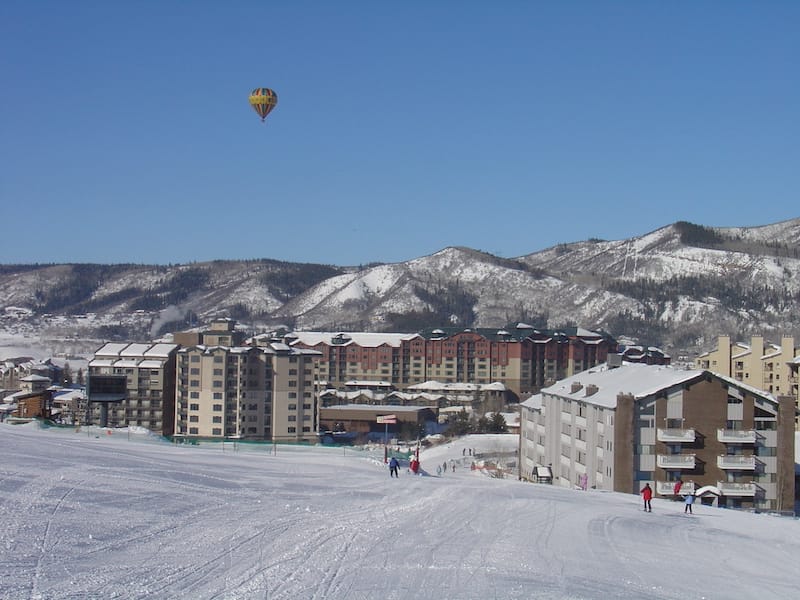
<box><xmin>0</xmin><ymin>357</ymin><xmax>78</xmax><ymax>424</ymax></box>
<box><xmin>3</xmin><ymin>320</ymin><xmax>800</xmax><ymax>513</ymax></box>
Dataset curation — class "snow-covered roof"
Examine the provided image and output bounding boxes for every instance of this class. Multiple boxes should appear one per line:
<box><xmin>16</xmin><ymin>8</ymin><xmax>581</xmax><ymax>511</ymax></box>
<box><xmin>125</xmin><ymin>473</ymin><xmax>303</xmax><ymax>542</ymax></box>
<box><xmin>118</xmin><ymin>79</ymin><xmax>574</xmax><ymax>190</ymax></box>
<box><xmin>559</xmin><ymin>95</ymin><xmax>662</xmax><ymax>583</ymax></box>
<box><xmin>407</xmin><ymin>381</ymin><xmax>507</xmax><ymax>392</ymax></box>
<box><xmin>542</xmin><ymin>363</ymin><xmax>704</xmax><ymax>409</ymax></box>
<box><xmin>20</xmin><ymin>374</ymin><xmax>50</xmax><ymax>382</ymax></box>
<box><xmin>321</xmin><ymin>404</ymin><xmax>431</xmax><ymax>413</ymax></box>
<box><xmin>290</xmin><ymin>331</ymin><xmax>419</xmax><ymax>348</ymax></box>
<box><xmin>521</xmin><ymin>393</ymin><xmax>542</xmax><ymax>410</ymax></box>
<box><xmin>138</xmin><ymin>360</ymin><xmax>164</xmax><ymax>369</ymax></box>
<box><xmin>345</xmin><ymin>380</ymin><xmax>393</xmax><ymax>388</ymax></box>
<box><xmin>120</xmin><ymin>343</ymin><xmax>152</xmax><ymax>357</ymax></box>
<box><xmin>94</xmin><ymin>343</ymin><xmax>129</xmax><ymax>357</ymax></box>
<box><xmin>89</xmin><ymin>359</ymin><xmax>115</xmax><ymax>367</ymax></box>
<box><xmin>144</xmin><ymin>343</ymin><xmax>178</xmax><ymax>357</ymax></box>
<box><xmin>113</xmin><ymin>360</ymin><xmax>139</xmax><ymax>368</ymax></box>
<box><xmin>542</xmin><ymin>363</ymin><xmax>778</xmax><ymax>409</ymax></box>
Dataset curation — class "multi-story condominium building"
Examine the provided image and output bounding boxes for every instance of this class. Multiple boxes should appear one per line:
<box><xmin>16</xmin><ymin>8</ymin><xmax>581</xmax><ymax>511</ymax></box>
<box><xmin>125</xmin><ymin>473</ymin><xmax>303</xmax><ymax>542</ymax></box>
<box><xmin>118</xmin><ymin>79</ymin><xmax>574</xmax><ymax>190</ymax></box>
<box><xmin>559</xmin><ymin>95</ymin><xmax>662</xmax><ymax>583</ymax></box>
<box><xmin>174</xmin><ymin>341</ymin><xmax>320</xmax><ymax>443</ymax></box>
<box><xmin>284</xmin><ymin>325</ymin><xmax>617</xmax><ymax>400</ymax></box>
<box><xmin>520</xmin><ymin>362</ymin><xmax>796</xmax><ymax>512</ymax></box>
<box><xmin>696</xmin><ymin>335</ymin><xmax>800</xmax><ymax>425</ymax></box>
<box><xmin>88</xmin><ymin>342</ymin><xmax>179</xmax><ymax>435</ymax></box>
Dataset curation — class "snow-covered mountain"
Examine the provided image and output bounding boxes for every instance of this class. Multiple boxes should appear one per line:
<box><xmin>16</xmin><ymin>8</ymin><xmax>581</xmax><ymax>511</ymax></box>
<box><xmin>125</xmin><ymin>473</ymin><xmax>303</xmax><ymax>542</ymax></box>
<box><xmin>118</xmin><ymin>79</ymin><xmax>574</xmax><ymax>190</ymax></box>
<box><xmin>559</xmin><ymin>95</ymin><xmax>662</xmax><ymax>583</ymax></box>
<box><xmin>2</xmin><ymin>219</ymin><xmax>799</xmax><ymax>356</ymax></box>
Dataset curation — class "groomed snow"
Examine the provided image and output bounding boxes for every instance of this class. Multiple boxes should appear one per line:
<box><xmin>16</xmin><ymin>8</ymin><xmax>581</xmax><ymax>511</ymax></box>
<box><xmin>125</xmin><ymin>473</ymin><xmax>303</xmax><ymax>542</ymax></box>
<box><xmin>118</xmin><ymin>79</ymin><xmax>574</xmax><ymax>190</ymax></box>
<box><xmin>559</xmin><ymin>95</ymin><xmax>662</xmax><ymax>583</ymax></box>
<box><xmin>1</xmin><ymin>425</ymin><xmax>799</xmax><ymax>599</ymax></box>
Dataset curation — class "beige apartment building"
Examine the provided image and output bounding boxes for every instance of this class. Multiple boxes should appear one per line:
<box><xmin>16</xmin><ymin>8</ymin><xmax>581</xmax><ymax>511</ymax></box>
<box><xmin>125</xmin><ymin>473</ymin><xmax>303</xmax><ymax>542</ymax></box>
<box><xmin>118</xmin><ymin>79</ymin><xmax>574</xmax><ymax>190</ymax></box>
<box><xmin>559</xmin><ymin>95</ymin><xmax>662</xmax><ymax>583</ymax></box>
<box><xmin>174</xmin><ymin>341</ymin><xmax>320</xmax><ymax>443</ymax></box>
<box><xmin>88</xmin><ymin>342</ymin><xmax>179</xmax><ymax>435</ymax></box>
<box><xmin>696</xmin><ymin>335</ymin><xmax>800</xmax><ymax>425</ymax></box>
<box><xmin>520</xmin><ymin>362</ymin><xmax>796</xmax><ymax>512</ymax></box>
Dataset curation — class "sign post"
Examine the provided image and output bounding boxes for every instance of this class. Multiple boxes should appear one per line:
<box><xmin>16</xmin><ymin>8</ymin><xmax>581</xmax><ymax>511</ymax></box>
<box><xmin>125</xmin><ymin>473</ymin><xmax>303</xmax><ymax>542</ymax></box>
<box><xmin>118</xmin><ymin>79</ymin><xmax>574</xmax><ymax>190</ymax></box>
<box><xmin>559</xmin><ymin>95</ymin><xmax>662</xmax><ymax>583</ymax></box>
<box><xmin>377</xmin><ymin>414</ymin><xmax>397</xmax><ymax>462</ymax></box>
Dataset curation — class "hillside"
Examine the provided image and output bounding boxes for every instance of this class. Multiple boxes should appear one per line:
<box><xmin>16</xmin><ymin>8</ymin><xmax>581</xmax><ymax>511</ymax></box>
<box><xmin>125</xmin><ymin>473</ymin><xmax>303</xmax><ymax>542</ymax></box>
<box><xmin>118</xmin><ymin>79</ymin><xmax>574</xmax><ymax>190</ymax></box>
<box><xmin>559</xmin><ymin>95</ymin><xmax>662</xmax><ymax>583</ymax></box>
<box><xmin>2</xmin><ymin>424</ymin><xmax>799</xmax><ymax>599</ymax></box>
<box><xmin>2</xmin><ymin>219</ymin><xmax>799</xmax><ymax>357</ymax></box>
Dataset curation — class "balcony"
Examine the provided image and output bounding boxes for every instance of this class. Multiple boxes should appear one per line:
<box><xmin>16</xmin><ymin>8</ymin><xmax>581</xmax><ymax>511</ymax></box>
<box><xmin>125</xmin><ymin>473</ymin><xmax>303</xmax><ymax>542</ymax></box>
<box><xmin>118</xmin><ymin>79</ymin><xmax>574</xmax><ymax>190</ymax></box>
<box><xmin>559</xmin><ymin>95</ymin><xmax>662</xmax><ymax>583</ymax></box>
<box><xmin>656</xmin><ymin>481</ymin><xmax>696</xmax><ymax>496</ymax></box>
<box><xmin>717</xmin><ymin>455</ymin><xmax>757</xmax><ymax>470</ymax></box>
<box><xmin>657</xmin><ymin>428</ymin><xmax>696</xmax><ymax>443</ymax></box>
<box><xmin>717</xmin><ymin>429</ymin><xmax>757</xmax><ymax>444</ymax></box>
<box><xmin>717</xmin><ymin>482</ymin><xmax>758</xmax><ymax>497</ymax></box>
<box><xmin>656</xmin><ymin>454</ymin><xmax>697</xmax><ymax>469</ymax></box>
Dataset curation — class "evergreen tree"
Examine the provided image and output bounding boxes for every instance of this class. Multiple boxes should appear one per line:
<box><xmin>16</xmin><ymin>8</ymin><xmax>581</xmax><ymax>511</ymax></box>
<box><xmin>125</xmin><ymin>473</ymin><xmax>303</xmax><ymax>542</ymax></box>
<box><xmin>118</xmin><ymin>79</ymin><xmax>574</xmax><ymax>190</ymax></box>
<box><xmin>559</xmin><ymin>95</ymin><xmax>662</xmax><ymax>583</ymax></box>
<box><xmin>489</xmin><ymin>412</ymin><xmax>508</xmax><ymax>433</ymax></box>
<box><xmin>449</xmin><ymin>409</ymin><xmax>472</xmax><ymax>436</ymax></box>
<box><xmin>62</xmin><ymin>362</ymin><xmax>73</xmax><ymax>386</ymax></box>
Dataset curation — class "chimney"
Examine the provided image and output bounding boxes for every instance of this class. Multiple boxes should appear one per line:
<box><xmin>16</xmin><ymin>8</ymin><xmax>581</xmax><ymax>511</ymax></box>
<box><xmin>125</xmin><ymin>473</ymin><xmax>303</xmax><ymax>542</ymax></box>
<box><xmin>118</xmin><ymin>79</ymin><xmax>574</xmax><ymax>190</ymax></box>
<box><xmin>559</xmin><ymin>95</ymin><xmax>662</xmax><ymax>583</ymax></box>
<box><xmin>585</xmin><ymin>384</ymin><xmax>599</xmax><ymax>397</ymax></box>
<box><xmin>571</xmin><ymin>382</ymin><xmax>583</xmax><ymax>393</ymax></box>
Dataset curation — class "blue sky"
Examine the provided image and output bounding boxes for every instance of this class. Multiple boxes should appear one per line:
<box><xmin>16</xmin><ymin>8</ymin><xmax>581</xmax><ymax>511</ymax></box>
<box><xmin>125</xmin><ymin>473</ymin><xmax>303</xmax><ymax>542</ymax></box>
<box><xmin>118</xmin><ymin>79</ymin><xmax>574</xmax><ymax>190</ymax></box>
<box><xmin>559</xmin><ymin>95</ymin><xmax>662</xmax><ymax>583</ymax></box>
<box><xmin>2</xmin><ymin>1</ymin><xmax>798</xmax><ymax>266</ymax></box>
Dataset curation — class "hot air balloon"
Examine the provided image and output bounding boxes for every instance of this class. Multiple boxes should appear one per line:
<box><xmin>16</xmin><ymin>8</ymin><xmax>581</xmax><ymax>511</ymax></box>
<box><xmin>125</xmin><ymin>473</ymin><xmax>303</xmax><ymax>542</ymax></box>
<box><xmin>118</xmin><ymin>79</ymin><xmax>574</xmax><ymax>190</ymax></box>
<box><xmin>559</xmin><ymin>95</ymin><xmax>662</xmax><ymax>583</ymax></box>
<box><xmin>249</xmin><ymin>88</ymin><xmax>278</xmax><ymax>122</ymax></box>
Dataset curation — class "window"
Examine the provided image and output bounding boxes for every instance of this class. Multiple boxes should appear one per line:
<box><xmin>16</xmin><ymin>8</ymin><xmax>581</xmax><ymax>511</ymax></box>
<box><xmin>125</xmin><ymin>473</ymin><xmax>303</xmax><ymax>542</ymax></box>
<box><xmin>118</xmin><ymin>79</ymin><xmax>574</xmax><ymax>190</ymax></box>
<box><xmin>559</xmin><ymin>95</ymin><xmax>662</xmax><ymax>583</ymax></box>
<box><xmin>190</xmin><ymin>403</ymin><xmax>199</xmax><ymax>411</ymax></box>
<box><xmin>190</xmin><ymin>368</ymin><xmax>200</xmax><ymax>375</ymax></box>
<box><xmin>213</xmin><ymin>428</ymin><xmax>222</xmax><ymax>435</ymax></box>
<box><xmin>288</xmin><ymin>404</ymin><xmax>297</xmax><ymax>410</ymax></box>
<box><xmin>213</xmin><ymin>416</ymin><xmax>222</xmax><ymax>423</ymax></box>
<box><xmin>189</xmin><ymin>416</ymin><xmax>198</xmax><ymax>422</ymax></box>
<box><xmin>288</xmin><ymin>426</ymin><xmax>296</xmax><ymax>433</ymax></box>
<box><xmin>213</xmin><ymin>404</ymin><xmax>222</xmax><ymax>411</ymax></box>
<box><xmin>288</xmin><ymin>415</ymin><xmax>297</xmax><ymax>422</ymax></box>
<box><xmin>190</xmin><ymin>392</ymin><xmax>199</xmax><ymax>399</ymax></box>
<box><xmin>213</xmin><ymin>392</ymin><xmax>223</xmax><ymax>400</ymax></box>
<box><xmin>189</xmin><ymin>427</ymin><xmax>198</xmax><ymax>434</ymax></box>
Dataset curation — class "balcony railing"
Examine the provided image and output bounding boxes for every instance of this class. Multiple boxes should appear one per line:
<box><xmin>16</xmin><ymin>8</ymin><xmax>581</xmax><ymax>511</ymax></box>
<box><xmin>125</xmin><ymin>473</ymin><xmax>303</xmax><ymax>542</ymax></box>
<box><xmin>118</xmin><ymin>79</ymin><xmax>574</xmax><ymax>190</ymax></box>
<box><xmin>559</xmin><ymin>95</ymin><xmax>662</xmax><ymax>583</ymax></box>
<box><xmin>717</xmin><ymin>455</ymin><xmax>757</xmax><ymax>470</ymax></box>
<box><xmin>656</xmin><ymin>454</ymin><xmax>696</xmax><ymax>469</ymax></box>
<box><xmin>656</xmin><ymin>481</ymin><xmax>696</xmax><ymax>496</ymax></box>
<box><xmin>657</xmin><ymin>428</ymin><xmax>696</xmax><ymax>443</ymax></box>
<box><xmin>717</xmin><ymin>429</ymin><xmax>757</xmax><ymax>443</ymax></box>
<box><xmin>717</xmin><ymin>482</ymin><xmax>758</xmax><ymax>496</ymax></box>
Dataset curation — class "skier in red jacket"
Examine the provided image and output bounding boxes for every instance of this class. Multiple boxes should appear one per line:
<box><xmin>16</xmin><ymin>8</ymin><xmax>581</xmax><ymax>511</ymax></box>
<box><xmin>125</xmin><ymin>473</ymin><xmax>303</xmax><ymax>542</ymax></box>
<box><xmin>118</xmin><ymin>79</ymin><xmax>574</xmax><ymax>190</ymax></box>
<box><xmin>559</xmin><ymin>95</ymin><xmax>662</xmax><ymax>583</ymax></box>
<box><xmin>640</xmin><ymin>483</ymin><xmax>653</xmax><ymax>512</ymax></box>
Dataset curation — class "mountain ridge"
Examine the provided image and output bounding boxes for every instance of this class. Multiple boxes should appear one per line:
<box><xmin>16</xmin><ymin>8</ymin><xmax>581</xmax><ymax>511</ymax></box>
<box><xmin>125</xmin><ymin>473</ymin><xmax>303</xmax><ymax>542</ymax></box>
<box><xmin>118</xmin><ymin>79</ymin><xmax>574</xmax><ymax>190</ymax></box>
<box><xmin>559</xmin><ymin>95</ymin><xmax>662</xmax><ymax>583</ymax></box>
<box><xmin>2</xmin><ymin>219</ymin><xmax>799</xmax><ymax>357</ymax></box>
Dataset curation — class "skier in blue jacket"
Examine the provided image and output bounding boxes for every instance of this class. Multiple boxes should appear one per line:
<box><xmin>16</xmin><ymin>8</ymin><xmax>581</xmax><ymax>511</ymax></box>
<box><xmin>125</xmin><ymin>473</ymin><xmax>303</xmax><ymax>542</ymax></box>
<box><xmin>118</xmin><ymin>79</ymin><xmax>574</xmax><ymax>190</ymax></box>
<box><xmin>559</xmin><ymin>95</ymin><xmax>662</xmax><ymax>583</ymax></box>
<box><xmin>389</xmin><ymin>456</ymin><xmax>399</xmax><ymax>478</ymax></box>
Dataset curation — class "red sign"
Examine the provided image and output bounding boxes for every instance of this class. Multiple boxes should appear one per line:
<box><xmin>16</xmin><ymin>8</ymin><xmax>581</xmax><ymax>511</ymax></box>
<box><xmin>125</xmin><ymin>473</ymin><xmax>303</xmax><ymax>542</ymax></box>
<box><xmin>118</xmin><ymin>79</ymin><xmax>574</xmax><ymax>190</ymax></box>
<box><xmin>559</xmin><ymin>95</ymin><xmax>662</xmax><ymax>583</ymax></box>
<box><xmin>376</xmin><ymin>415</ymin><xmax>397</xmax><ymax>424</ymax></box>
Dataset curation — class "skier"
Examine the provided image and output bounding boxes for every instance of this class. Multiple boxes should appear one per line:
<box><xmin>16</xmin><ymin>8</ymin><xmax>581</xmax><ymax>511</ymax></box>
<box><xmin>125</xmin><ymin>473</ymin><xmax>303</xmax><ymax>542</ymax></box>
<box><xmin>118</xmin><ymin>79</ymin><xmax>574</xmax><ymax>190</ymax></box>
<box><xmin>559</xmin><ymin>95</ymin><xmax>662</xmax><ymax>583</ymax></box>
<box><xmin>640</xmin><ymin>483</ymin><xmax>653</xmax><ymax>512</ymax></box>
<box><xmin>673</xmin><ymin>479</ymin><xmax>683</xmax><ymax>497</ymax></box>
<box><xmin>389</xmin><ymin>456</ymin><xmax>399</xmax><ymax>478</ymax></box>
<box><xmin>684</xmin><ymin>493</ymin><xmax>695</xmax><ymax>514</ymax></box>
